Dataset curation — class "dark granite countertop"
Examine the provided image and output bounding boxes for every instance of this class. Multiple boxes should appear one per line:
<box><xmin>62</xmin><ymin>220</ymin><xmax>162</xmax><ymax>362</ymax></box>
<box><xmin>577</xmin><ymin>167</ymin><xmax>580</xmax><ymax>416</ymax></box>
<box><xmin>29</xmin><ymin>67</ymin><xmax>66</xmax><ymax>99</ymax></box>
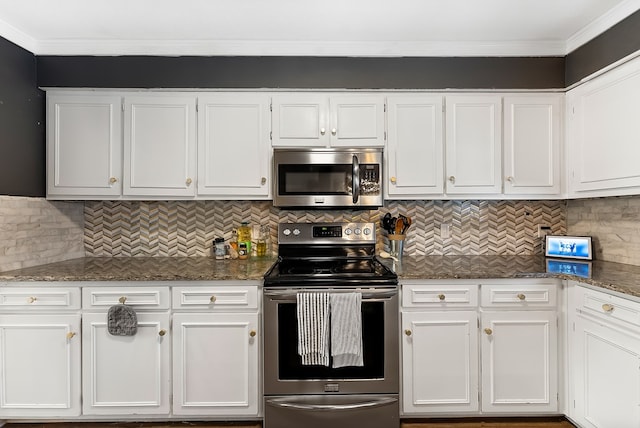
<box><xmin>1</xmin><ymin>255</ymin><xmax>639</xmax><ymax>300</ymax></box>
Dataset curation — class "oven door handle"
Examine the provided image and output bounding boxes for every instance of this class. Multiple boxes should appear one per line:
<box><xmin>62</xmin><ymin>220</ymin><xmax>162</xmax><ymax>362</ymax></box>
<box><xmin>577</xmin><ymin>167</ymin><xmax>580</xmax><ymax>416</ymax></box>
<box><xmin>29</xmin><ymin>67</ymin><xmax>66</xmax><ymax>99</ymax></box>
<box><xmin>264</xmin><ymin>288</ymin><xmax>397</xmax><ymax>301</ymax></box>
<box><xmin>266</xmin><ymin>395</ymin><xmax>397</xmax><ymax>412</ymax></box>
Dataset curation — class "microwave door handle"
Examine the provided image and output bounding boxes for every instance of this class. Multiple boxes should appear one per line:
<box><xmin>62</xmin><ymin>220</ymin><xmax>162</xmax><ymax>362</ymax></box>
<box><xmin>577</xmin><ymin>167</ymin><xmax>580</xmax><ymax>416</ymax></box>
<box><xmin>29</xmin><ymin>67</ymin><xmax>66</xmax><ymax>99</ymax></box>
<box><xmin>352</xmin><ymin>155</ymin><xmax>360</xmax><ymax>204</ymax></box>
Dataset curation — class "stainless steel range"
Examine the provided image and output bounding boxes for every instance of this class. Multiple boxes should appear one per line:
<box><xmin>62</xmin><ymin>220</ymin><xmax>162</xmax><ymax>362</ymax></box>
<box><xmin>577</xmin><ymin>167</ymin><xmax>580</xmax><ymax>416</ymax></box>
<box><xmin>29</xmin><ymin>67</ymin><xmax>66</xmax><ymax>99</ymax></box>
<box><xmin>263</xmin><ymin>222</ymin><xmax>399</xmax><ymax>428</ymax></box>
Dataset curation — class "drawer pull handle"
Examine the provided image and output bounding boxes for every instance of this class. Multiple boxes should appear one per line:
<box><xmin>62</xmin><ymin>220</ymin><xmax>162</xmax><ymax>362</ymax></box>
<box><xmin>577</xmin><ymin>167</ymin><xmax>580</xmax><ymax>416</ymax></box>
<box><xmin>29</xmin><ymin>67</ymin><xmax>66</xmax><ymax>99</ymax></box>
<box><xmin>250</xmin><ymin>330</ymin><xmax>257</xmax><ymax>338</ymax></box>
<box><xmin>484</xmin><ymin>328</ymin><xmax>493</xmax><ymax>336</ymax></box>
<box><xmin>27</xmin><ymin>296</ymin><xmax>37</xmax><ymax>304</ymax></box>
<box><xmin>119</xmin><ymin>296</ymin><xmax>127</xmax><ymax>304</ymax></box>
<box><xmin>602</xmin><ymin>303</ymin><xmax>614</xmax><ymax>313</ymax></box>
<box><xmin>210</xmin><ymin>296</ymin><xmax>217</xmax><ymax>303</ymax></box>
<box><xmin>66</xmin><ymin>332</ymin><xmax>77</xmax><ymax>340</ymax></box>
<box><xmin>158</xmin><ymin>329</ymin><xmax>167</xmax><ymax>337</ymax></box>
<box><xmin>404</xmin><ymin>329</ymin><xmax>412</xmax><ymax>336</ymax></box>
<box><xmin>438</xmin><ymin>294</ymin><xmax>446</xmax><ymax>301</ymax></box>
<box><xmin>517</xmin><ymin>293</ymin><xmax>526</xmax><ymax>301</ymax></box>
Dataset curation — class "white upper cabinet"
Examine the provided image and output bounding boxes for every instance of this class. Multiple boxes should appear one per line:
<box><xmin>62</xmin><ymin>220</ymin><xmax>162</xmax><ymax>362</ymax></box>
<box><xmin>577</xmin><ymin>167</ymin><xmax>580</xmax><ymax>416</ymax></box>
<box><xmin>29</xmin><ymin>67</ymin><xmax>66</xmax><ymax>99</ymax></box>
<box><xmin>386</xmin><ymin>95</ymin><xmax>444</xmax><ymax>198</ymax></box>
<box><xmin>272</xmin><ymin>93</ymin><xmax>385</xmax><ymax>147</ymax></box>
<box><xmin>503</xmin><ymin>95</ymin><xmax>562</xmax><ymax>196</ymax></box>
<box><xmin>197</xmin><ymin>93</ymin><xmax>271</xmax><ymax>198</ymax></box>
<box><xmin>445</xmin><ymin>95</ymin><xmax>502</xmax><ymax>195</ymax></box>
<box><xmin>47</xmin><ymin>93</ymin><xmax>122</xmax><ymax>198</ymax></box>
<box><xmin>567</xmin><ymin>56</ymin><xmax>640</xmax><ymax>197</ymax></box>
<box><xmin>123</xmin><ymin>94</ymin><xmax>197</xmax><ymax>197</ymax></box>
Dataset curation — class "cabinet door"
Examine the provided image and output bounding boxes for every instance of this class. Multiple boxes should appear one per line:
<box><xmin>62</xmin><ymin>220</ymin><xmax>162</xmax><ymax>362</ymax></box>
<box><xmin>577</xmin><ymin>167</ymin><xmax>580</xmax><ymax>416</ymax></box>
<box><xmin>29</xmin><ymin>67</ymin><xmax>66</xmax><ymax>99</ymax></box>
<box><xmin>172</xmin><ymin>312</ymin><xmax>259</xmax><ymax>416</ymax></box>
<box><xmin>386</xmin><ymin>96</ymin><xmax>444</xmax><ymax>198</ymax></box>
<box><xmin>567</xmin><ymin>56</ymin><xmax>640</xmax><ymax>196</ymax></box>
<box><xmin>503</xmin><ymin>95</ymin><xmax>561</xmax><ymax>196</ymax></box>
<box><xmin>480</xmin><ymin>311</ymin><xmax>558</xmax><ymax>414</ymax></box>
<box><xmin>445</xmin><ymin>95</ymin><xmax>502</xmax><ymax>194</ymax></box>
<box><xmin>47</xmin><ymin>93</ymin><xmax>122</xmax><ymax>198</ymax></box>
<box><xmin>329</xmin><ymin>95</ymin><xmax>385</xmax><ymax>147</ymax></box>
<box><xmin>123</xmin><ymin>95</ymin><xmax>197</xmax><ymax>197</ymax></box>
<box><xmin>81</xmin><ymin>312</ymin><xmax>171</xmax><ymax>415</ymax></box>
<box><xmin>197</xmin><ymin>94</ymin><xmax>271</xmax><ymax>198</ymax></box>
<box><xmin>402</xmin><ymin>311</ymin><xmax>479</xmax><ymax>414</ymax></box>
<box><xmin>572</xmin><ymin>314</ymin><xmax>640</xmax><ymax>428</ymax></box>
<box><xmin>271</xmin><ymin>94</ymin><xmax>329</xmax><ymax>147</ymax></box>
<box><xmin>0</xmin><ymin>314</ymin><xmax>81</xmax><ymax>417</ymax></box>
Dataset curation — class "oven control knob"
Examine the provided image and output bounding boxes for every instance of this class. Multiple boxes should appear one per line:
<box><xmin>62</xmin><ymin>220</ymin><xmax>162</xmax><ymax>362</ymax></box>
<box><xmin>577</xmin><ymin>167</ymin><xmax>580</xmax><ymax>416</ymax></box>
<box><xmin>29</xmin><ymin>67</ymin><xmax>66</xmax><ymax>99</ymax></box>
<box><xmin>293</xmin><ymin>228</ymin><xmax>301</xmax><ymax>236</ymax></box>
<box><xmin>354</xmin><ymin>228</ymin><xmax>362</xmax><ymax>235</ymax></box>
<box><xmin>344</xmin><ymin>228</ymin><xmax>352</xmax><ymax>235</ymax></box>
<box><xmin>363</xmin><ymin>227</ymin><xmax>371</xmax><ymax>235</ymax></box>
<box><xmin>283</xmin><ymin>228</ymin><xmax>291</xmax><ymax>236</ymax></box>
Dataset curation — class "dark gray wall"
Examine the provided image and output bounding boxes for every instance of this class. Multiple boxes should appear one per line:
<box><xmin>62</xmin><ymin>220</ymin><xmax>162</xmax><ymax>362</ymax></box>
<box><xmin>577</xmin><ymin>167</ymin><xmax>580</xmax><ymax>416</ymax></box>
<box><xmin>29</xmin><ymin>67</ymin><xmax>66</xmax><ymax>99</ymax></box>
<box><xmin>566</xmin><ymin>9</ymin><xmax>640</xmax><ymax>86</ymax></box>
<box><xmin>36</xmin><ymin>56</ymin><xmax>565</xmax><ymax>89</ymax></box>
<box><xmin>0</xmin><ymin>37</ymin><xmax>44</xmax><ymax>197</ymax></box>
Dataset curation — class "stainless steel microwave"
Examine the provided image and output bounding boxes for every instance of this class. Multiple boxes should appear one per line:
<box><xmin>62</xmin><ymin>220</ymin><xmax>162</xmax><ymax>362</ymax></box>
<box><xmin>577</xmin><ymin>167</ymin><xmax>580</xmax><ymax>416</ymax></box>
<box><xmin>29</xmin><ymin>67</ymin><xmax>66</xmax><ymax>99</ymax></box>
<box><xmin>273</xmin><ymin>148</ymin><xmax>383</xmax><ymax>209</ymax></box>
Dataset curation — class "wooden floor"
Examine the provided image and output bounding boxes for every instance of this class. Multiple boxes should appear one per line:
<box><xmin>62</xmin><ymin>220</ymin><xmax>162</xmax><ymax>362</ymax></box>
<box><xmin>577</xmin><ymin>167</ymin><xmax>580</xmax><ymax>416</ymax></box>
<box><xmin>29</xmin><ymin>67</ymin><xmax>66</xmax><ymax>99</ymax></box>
<box><xmin>3</xmin><ymin>418</ymin><xmax>576</xmax><ymax>428</ymax></box>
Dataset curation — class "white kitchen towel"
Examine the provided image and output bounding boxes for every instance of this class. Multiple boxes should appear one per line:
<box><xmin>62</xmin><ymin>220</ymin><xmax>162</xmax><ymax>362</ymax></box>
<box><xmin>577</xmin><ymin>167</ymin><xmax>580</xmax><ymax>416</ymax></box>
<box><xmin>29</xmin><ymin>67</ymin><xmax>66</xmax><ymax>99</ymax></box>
<box><xmin>330</xmin><ymin>292</ymin><xmax>363</xmax><ymax>368</ymax></box>
<box><xmin>297</xmin><ymin>292</ymin><xmax>330</xmax><ymax>366</ymax></box>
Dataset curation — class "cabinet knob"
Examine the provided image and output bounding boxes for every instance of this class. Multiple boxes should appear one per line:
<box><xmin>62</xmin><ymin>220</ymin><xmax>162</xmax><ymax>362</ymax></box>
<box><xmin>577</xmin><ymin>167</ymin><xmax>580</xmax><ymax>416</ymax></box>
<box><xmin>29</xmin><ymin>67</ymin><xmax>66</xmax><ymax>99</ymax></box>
<box><xmin>186</xmin><ymin>178</ymin><xmax>193</xmax><ymax>186</ymax></box>
<box><xmin>119</xmin><ymin>296</ymin><xmax>127</xmax><ymax>304</ymax></box>
<box><xmin>66</xmin><ymin>332</ymin><xmax>77</xmax><ymax>340</ymax></box>
<box><xmin>517</xmin><ymin>293</ymin><xmax>526</xmax><ymax>301</ymax></box>
<box><xmin>448</xmin><ymin>176</ymin><xmax>456</xmax><ymax>184</ymax></box>
<box><xmin>109</xmin><ymin>177</ymin><xmax>118</xmax><ymax>184</ymax></box>
<box><xmin>158</xmin><ymin>329</ymin><xmax>167</xmax><ymax>337</ymax></box>
<box><xmin>210</xmin><ymin>295</ymin><xmax>217</xmax><ymax>303</ymax></box>
<box><xmin>249</xmin><ymin>330</ymin><xmax>257</xmax><ymax>338</ymax></box>
<box><xmin>331</xmin><ymin>128</ymin><xmax>337</xmax><ymax>136</ymax></box>
<box><xmin>506</xmin><ymin>176</ymin><xmax>514</xmax><ymax>183</ymax></box>
<box><xmin>438</xmin><ymin>294</ymin><xmax>446</xmax><ymax>301</ymax></box>
<box><xmin>320</xmin><ymin>128</ymin><xmax>326</xmax><ymax>135</ymax></box>
<box><xmin>390</xmin><ymin>176</ymin><xmax>397</xmax><ymax>184</ymax></box>
<box><xmin>484</xmin><ymin>328</ymin><xmax>493</xmax><ymax>336</ymax></box>
<box><xmin>261</xmin><ymin>177</ymin><xmax>267</xmax><ymax>185</ymax></box>
<box><xmin>602</xmin><ymin>303</ymin><xmax>614</xmax><ymax>313</ymax></box>
<box><xmin>404</xmin><ymin>329</ymin><xmax>412</xmax><ymax>336</ymax></box>
<box><xmin>27</xmin><ymin>296</ymin><xmax>37</xmax><ymax>304</ymax></box>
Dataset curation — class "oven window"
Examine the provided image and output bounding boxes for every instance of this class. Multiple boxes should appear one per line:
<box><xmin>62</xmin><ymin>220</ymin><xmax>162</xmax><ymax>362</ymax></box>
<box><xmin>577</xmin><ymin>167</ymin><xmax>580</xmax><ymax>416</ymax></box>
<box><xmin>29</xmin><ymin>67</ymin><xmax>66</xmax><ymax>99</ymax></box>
<box><xmin>278</xmin><ymin>164</ymin><xmax>352</xmax><ymax>195</ymax></box>
<box><xmin>277</xmin><ymin>301</ymin><xmax>385</xmax><ymax>380</ymax></box>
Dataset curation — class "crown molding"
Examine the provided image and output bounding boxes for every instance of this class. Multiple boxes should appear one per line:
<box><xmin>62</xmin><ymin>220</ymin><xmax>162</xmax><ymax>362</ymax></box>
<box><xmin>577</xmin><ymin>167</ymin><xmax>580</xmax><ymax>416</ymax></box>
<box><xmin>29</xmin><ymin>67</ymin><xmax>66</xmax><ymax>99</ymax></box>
<box><xmin>33</xmin><ymin>39</ymin><xmax>567</xmax><ymax>57</ymax></box>
<box><xmin>566</xmin><ymin>0</ymin><xmax>640</xmax><ymax>53</ymax></box>
<box><xmin>0</xmin><ymin>17</ymin><xmax>37</xmax><ymax>53</ymax></box>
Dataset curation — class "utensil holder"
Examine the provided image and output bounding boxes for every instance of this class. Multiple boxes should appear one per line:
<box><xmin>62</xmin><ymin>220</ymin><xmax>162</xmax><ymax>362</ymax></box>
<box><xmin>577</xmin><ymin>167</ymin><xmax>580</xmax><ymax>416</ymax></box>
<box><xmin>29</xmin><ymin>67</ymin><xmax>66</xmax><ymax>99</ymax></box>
<box><xmin>388</xmin><ymin>234</ymin><xmax>406</xmax><ymax>260</ymax></box>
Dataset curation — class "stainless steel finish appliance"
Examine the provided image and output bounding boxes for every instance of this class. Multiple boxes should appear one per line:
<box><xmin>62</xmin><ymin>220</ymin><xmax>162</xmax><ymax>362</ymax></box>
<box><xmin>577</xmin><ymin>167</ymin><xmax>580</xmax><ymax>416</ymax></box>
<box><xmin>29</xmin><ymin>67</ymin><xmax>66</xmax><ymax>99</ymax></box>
<box><xmin>273</xmin><ymin>148</ymin><xmax>384</xmax><ymax>209</ymax></box>
<box><xmin>263</xmin><ymin>222</ymin><xmax>399</xmax><ymax>428</ymax></box>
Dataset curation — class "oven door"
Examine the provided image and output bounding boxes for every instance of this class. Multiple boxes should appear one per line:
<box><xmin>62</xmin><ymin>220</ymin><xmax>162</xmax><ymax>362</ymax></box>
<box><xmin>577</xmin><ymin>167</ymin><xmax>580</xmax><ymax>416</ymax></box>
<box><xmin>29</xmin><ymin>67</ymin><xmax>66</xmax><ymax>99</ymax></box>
<box><xmin>273</xmin><ymin>149</ymin><xmax>383</xmax><ymax>208</ymax></box>
<box><xmin>263</xmin><ymin>286</ymin><xmax>399</xmax><ymax>396</ymax></box>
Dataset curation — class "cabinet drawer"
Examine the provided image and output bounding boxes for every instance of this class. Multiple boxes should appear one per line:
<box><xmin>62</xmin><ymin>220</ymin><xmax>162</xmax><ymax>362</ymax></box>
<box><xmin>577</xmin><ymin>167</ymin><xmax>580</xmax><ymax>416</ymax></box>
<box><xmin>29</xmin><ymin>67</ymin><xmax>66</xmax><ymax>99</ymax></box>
<box><xmin>172</xmin><ymin>285</ymin><xmax>258</xmax><ymax>310</ymax></box>
<box><xmin>83</xmin><ymin>287</ymin><xmax>170</xmax><ymax>310</ymax></box>
<box><xmin>480</xmin><ymin>282</ymin><xmax>557</xmax><ymax>308</ymax></box>
<box><xmin>402</xmin><ymin>282</ymin><xmax>478</xmax><ymax>308</ymax></box>
<box><xmin>0</xmin><ymin>287</ymin><xmax>81</xmax><ymax>309</ymax></box>
<box><xmin>577</xmin><ymin>286</ymin><xmax>640</xmax><ymax>327</ymax></box>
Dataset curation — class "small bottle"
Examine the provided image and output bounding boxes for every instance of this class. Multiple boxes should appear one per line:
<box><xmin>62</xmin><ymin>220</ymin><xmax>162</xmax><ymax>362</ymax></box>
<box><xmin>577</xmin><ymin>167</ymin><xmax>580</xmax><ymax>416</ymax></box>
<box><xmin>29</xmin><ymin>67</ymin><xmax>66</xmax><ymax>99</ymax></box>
<box><xmin>238</xmin><ymin>242</ymin><xmax>249</xmax><ymax>260</ymax></box>
<box><xmin>256</xmin><ymin>225</ymin><xmax>268</xmax><ymax>257</ymax></box>
<box><xmin>229</xmin><ymin>229</ymin><xmax>238</xmax><ymax>251</ymax></box>
<box><xmin>214</xmin><ymin>238</ymin><xmax>225</xmax><ymax>260</ymax></box>
<box><xmin>237</xmin><ymin>222</ymin><xmax>252</xmax><ymax>256</ymax></box>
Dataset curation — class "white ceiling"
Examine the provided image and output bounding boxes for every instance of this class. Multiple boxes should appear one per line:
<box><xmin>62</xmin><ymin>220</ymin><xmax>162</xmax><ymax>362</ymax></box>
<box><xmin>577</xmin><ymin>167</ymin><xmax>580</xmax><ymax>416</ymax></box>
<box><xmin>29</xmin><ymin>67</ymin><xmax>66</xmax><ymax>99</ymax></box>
<box><xmin>0</xmin><ymin>0</ymin><xmax>639</xmax><ymax>57</ymax></box>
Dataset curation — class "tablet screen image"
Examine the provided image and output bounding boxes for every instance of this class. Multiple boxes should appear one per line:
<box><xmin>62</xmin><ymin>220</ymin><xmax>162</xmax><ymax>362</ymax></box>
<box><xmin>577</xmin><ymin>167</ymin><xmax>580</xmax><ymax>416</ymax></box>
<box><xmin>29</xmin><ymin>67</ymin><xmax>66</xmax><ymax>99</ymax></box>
<box><xmin>545</xmin><ymin>235</ymin><xmax>592</xmax><ymax>260</ymax></box>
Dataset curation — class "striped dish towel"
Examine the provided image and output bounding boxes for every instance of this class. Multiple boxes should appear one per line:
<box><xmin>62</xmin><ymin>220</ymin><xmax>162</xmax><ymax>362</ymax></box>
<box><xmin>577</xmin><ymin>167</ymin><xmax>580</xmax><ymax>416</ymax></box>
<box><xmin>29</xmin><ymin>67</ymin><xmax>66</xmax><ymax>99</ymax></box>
<box><xmin>297</xmin><ymin>292</ymin><xmax>330</xmax><ymax>366</ymax></box>
<box><xmin>330</xmin><ymin>292</ymin><xmax>363</xmax><ymax>368</ymax></box>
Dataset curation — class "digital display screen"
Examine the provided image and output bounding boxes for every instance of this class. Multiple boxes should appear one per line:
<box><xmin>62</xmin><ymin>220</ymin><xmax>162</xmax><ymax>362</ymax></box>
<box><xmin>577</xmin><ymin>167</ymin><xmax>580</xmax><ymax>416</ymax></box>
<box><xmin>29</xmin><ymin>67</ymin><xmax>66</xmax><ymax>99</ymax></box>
<box><xmin>545</xmin><ymin>235</ymin><xmax>592</xmax><ymax>260</ymax></box>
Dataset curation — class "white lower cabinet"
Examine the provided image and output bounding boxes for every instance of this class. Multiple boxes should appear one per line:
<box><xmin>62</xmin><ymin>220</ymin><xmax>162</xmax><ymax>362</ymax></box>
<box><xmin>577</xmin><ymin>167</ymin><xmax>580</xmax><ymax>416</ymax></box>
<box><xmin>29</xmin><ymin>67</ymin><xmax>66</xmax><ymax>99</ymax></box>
<box><xmin>0</xmin><ymin>286</ymin><xmax>82</xmax><ymax>418</ymax></box>
<box><xmin>171</xmin><ymin>283</ymin><xmax>260</xmax><ymax>417</ymax></box>
<box><xmin>568</xmin><ymin>282</ymin><xmax>640</xmax><ymax>428</ymax></box>
<box><xmin>401</xmin><ymin>279</ymin><xmax>560</xmax><ymax>417</ymax></box>
<box><xmin>81</xmin><ymin>286</ymin><xmax>172</xmax><ymax>416</ymax></box>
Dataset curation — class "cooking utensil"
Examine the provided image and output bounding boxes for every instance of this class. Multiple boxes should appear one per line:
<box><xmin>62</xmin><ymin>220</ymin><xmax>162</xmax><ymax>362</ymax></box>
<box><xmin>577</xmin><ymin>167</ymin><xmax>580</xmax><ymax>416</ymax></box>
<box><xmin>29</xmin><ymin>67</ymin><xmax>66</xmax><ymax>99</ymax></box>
<box><xmin>401</xmin><ymin>215</ymin><xmax>412</xmax><ymax>234</ymax></box>
<box><xmin>381</xmin><ymin>213</ymin><xmax>393</xmax><ymax>234</ymax></box>
<box><xmin>395</xmin><ymin>217</ymin><xmax>404</xmax><ymax>235</ymax></box>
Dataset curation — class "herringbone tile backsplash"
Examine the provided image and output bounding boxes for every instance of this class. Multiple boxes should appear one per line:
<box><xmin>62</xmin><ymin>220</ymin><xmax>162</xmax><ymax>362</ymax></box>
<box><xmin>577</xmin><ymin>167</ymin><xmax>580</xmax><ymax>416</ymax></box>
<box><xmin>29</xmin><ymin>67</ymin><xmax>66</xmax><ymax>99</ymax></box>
<box><xmin>84</xmin><ymin>200</ymin><xmax>566</xmax><ymax>257</ymax></box>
